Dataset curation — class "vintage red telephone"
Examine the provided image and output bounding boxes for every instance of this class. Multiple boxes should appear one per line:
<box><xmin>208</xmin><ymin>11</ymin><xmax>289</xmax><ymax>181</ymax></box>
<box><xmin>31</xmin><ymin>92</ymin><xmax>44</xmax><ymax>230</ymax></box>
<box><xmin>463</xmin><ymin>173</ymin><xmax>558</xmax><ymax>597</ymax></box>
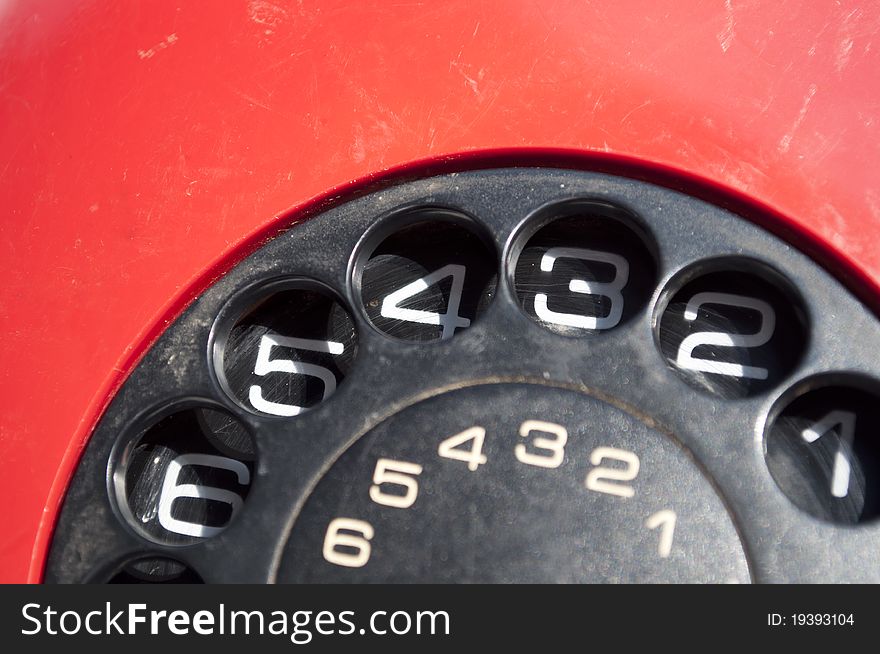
<box><xmin>1</xmin><ymin>1</ymin><xmax>878</xmax><ymax>583</ymax></box>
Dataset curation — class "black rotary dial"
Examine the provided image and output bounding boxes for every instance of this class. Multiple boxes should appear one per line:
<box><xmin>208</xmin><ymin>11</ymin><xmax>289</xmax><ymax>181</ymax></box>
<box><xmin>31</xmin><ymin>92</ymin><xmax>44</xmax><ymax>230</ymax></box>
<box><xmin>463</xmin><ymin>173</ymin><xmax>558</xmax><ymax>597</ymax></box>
<box><xmin>46</xmin><ymin>168</ymin><xmax>880</xmax><ymax>583</ymax></box>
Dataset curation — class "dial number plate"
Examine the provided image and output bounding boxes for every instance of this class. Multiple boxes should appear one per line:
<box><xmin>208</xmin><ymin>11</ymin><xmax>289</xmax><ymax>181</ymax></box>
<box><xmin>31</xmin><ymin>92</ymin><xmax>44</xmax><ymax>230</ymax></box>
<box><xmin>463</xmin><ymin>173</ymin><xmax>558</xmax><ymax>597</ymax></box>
<box><xmin>279</xmin><ymin>384</ymin><xmax>751</xmax><ymax>583</ymax></box>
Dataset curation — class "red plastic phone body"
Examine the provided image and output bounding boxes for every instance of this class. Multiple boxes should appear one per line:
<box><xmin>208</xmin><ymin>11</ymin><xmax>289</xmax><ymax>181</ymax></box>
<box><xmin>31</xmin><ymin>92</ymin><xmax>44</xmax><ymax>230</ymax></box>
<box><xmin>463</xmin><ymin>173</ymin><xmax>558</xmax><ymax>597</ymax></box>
<box><xmin>1</xmin><ymin>0</ymin><xmax>878</xmax><ymax>582</ymax></box>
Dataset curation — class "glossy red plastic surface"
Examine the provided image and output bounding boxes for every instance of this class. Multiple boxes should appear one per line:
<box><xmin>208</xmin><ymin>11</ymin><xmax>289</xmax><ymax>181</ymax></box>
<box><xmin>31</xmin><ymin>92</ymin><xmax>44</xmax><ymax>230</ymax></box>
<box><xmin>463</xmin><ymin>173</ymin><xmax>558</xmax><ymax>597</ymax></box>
<box><xmin>1</xmin><ymin>1</ymin><xmax>879</xmax><ymax>582</ymax></box>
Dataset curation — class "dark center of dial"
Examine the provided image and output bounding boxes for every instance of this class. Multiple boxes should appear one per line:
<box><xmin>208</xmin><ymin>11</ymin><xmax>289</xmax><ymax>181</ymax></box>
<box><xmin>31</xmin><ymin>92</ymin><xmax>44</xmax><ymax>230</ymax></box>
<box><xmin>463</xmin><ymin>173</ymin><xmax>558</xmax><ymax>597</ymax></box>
<box><xmin>278</xmin><ymin>383</ymin><xmax>751</xmax><ymax>583</ymax></box>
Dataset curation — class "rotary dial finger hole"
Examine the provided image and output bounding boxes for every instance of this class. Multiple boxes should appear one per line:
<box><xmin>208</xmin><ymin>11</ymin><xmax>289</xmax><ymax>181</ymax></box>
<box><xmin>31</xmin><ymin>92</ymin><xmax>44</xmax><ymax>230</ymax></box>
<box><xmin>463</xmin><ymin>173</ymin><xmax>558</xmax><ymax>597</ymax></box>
<box><xmin>766</xmin><ymin>376</ymin><xmax>880</xmax><ymax>524</ymax></box>
<box><xmin>113</xmin><ymin>406</ymin><xmax>255</xmax><ymax>546</ymax></box>
<box><xmin>510</xmin><ymin>200</ymin><xmax>658</xmax><ymax>336</ymax></box>
<box><xmin>105</xmin><ymin>557</ymin><xmax>203</xmax><ymax>584</ymax></box>
<box><xmin>655</xmin><ymin>260</ymin><xmax>808</xmax><ymax>398</ymax></box>
<box><xmin>354</xmin><ymin>208</ymin><xmax>497</xmax><ymax>343</ymax></box>
<box><xmin>214</xmin><ymin>279</ymin><xmax>359</xmax><ymax>418</ymax></box>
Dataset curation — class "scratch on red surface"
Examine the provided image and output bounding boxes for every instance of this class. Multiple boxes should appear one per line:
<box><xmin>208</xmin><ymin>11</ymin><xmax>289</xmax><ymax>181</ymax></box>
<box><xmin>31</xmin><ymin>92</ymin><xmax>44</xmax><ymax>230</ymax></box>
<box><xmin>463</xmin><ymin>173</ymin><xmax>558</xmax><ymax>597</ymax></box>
<box><xmin>717</xmin><ymin>0</ymin><xmax>736</xmax><ymax>53</ymax></box>
<box><xmin>779</xmin><ymin>84</ymin><xmax>817</xmax><ymax>153</ymax></box>
<box><xmin>136</xmin><ymin>33</ymin><xmax>178</xmax><ymax>60</ymax></box>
